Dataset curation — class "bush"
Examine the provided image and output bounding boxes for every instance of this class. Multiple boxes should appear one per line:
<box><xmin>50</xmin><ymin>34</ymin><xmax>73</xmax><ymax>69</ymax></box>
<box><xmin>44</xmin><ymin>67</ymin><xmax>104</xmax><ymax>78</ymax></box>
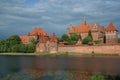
<box><xmin>89</xmin><ymin>73</ymin><xmax>105</xmax><ymax>80</ymax></box>
<box><xmin>82</xmin><ymin>36</ymin><xmax>92</xmax><ymax>44</ymax></box>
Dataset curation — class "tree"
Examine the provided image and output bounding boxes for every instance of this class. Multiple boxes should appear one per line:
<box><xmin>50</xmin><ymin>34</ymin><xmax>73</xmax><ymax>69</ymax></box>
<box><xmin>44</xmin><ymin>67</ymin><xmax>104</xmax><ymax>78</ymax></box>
<box><xmin>61</xmin><ymin>34</ymin><xmax>70</xmax><ymax>42</ymax></box>
<box><xmin>6</xmin><ymin>35</ymin><xmax>21</xmax><ymax>46</ymax></box>
<box><xmin>88</xmin><ymin>31</ymin><xmax>93</xmax><ymax>40</ymax></box>
<box><xmin>89</xmin><ymin>73</ymin><xmax>105</xmax><ymax>80</ymax></box>
<box><xmin>30</xmin><ymin>38</ymin><xmax>37</xmax><ymax>45</ymax></box>
<box><xmin>79</xmin><ymin>34</ymin><xmax>82</xmax><ymax>40</ymax></box>
<box><xmin>118</xmin><ymin>38</ymin><xmax>120</xmax><ymax>43</ymax></box>
<box><xmin>82</xmin><ymin>36</ymin><xmax>92</xmax><ymax>44</ymax></box>
<box><xmin>25</xmin><ymin>44</ymin><xmax>36</xmax><ymax>53</ymax></box>
<box><xmin>82</xmin><ymin>31</ymin><xmax>93</xmax><ymax>44</ymax></box>
<box><xmin>70</xmin><ymin>33</ymin><xmax>79</xmax><ymax>41</ymax></box>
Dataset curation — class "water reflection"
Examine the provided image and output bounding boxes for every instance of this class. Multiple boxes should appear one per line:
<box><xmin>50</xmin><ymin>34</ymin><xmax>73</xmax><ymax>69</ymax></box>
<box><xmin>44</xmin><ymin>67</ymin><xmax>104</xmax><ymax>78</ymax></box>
<box><xmin>0</xmin><ymin>56</ymin><xmax>120</xmax><ymax>76</ymax></box>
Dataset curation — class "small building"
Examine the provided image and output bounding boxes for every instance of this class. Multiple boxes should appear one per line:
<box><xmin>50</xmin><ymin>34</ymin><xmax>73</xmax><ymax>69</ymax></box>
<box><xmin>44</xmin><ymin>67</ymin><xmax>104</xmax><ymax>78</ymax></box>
<box><xmin>67</xmin><ymin>20</ymin><xmax>118</xmax><ymax>44</ymax></box>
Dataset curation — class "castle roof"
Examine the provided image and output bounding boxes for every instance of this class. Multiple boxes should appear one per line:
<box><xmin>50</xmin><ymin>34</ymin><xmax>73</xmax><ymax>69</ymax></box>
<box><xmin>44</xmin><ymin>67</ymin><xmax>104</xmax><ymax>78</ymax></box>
<box><xmin>39</xmin><ymin>35</ymin><xmax>47</xmax><ymax>43</ymax></box>
<box><xmin>71</xmin><ymin>23</ymin><xmax>104</xmax><ymax>33</ymax></box>
<box><xmin>106</xmin><ymin>22</ymin><xmax>117</xmax><ymax>31</ymax></box>
<box><xmin>29</xmin><ymin>27</ymin><xmax>48</xmax><ymax>36</ymax></box>
<box><xmin>50</xmin><ymin>33</ymin><xmax>57</xmax><ymax>42</ymax></box>
<box><xmin>19</xmin><ymin>36</ymin><xmax>29</xmax><ymax>44</ymax></box>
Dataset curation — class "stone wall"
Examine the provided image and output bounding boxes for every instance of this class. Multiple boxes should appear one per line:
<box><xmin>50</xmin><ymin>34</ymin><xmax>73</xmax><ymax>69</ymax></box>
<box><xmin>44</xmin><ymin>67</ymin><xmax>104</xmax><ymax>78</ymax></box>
<box><xmin>58</xmin><ymin>44</ymin><xmax>120</xmax><ymax>54</ymax></box>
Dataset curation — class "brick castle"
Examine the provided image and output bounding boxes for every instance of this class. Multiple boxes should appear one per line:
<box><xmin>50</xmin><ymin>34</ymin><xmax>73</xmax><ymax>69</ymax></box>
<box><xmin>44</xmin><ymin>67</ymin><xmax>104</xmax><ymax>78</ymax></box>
<box><xmin>67</xmin><ymin>20</ymin><xmax>118</xmax><ymax>44</ymax></box>
<box><xmin>19</xmin><ymin>20</ymin><xmax>119</xmax><ymax>53</ymax></box>
<box><xmin>20</xmin><ymin>28</ymin><xmax>58</xmax><ymax>53</ymax></box>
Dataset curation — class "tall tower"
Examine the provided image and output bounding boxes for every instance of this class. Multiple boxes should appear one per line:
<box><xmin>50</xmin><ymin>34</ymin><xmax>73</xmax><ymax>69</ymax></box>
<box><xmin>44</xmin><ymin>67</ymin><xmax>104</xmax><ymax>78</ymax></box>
<box><xmin>82</xmin><ymin>20</ymin><xmax>87</xmax><ymax>26</ymax></box>
<box><xmin>49</xmin><ymin>33</ymin><xmax>58</xmax><ymax>53</ymax></box>
<box><xmin>105</xmin><ymin>22</ymin><xmax>118</xmax><ymax>44</ymax></box>
<box><xmin>81</xmin><ymin>16</ymin><xmax>87</xmax><ymax>26</ymax></box>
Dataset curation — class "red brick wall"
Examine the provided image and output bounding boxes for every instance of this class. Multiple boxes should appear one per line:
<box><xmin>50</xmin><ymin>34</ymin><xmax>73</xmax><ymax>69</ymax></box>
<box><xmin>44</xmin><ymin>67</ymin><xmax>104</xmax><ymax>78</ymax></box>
<box><xmin>58</xmin><ymin>45</ymin><xmax>120</xmax><ymax>54</ymax></box>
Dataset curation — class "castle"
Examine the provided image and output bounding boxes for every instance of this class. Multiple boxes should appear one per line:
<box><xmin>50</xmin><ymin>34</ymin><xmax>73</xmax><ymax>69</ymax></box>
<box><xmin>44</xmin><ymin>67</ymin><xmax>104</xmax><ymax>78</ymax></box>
<box><xmin>19</xmin><ymin>28</ymin><xmax>58</xmax><ymax>53</ymax></box>
<box><xmin>67</xmin><ymin>20</ymin><xmax>118</xmax><ymax>44</ymax></box>
<box><xmin>19</xmin><ymin>20</ymin><xmax>119</xmax><ymax>53</ymax></box>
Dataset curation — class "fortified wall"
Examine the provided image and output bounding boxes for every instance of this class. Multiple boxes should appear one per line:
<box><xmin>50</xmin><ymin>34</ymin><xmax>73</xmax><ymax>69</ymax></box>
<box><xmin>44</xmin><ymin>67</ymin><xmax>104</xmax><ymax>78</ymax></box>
<box><xmin>58</xmin><ymin>44</ymin><xmax>120</xmax><ymax>54</ymax></box>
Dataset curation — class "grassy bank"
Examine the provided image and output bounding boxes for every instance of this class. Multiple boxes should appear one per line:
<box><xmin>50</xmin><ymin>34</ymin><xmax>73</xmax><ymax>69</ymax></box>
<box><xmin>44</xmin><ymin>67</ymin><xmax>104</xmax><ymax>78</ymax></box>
<box><xmin>0</xmin><ymin>52</ymin><xmax>120</xmax><ymax>56</ymax></box>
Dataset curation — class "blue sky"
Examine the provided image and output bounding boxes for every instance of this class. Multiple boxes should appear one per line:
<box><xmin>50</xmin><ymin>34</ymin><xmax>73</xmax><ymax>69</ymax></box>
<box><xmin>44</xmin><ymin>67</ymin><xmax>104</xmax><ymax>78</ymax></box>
<box><xmin>0</xmin><ymin>0</ymin><xmax>120</xmax><ymax>39</ymax></box>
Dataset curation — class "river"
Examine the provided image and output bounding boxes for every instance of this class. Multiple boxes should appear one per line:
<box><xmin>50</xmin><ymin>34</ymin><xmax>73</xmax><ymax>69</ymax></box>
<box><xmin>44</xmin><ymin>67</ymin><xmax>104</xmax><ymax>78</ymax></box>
<box><xmin>0</xmin><ymin>56</ymin><xmax>120</xmax><ymax>76</ymax></box>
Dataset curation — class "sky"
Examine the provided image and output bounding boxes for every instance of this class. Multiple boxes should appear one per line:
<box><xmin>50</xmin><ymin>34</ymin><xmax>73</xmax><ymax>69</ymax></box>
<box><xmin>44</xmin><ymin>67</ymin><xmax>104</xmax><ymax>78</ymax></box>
<box><xmin>0</xmin><ymin>0</ymin><xmax>120</xmax><ymax>39</ymax></box>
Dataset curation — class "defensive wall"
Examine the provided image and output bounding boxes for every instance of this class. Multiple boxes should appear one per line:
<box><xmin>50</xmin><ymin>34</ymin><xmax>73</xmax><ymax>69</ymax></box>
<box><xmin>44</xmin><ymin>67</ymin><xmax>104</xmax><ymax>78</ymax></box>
<box><xmin>58</xmin><ymin>44</ymin><xmax>120</xmax><ymax>54</ymax></box>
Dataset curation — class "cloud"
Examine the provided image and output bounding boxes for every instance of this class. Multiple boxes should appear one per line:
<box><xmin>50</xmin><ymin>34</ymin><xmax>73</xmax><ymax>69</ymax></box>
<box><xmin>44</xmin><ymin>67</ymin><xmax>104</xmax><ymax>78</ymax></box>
<box><xmin>0</xmin><ymin>0</ymin><xmax>120</xmax><ymax>39</ymax></box>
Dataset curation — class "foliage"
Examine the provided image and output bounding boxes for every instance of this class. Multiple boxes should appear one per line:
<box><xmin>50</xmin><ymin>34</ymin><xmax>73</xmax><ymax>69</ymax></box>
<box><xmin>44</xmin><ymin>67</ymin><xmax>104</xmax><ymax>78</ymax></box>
<box><xmin>118</xmin><ymin>38</ymin><xmax>120</xmax><ymax>43</ymax></box>
<box><xmin>25</xmin><ymin>44</ymin><xmax>36</xmax><ymax>53</ymax></box>
<box><xmin>82</xmin><ymin>36</ymin><xmax>92</xmax><ymax>44</ymax></box>
<box><xmin>61</xmin><ymin>34</ymin><xmax>70</xmax><ymax>42</ymax></box>
<box><xmin>70</xmin><ymin>33</ymin><xmax>79</xmax><ymax>41</ymax></box>
<box><xmin>89</xmin><ymin>73</ymin><xmax>105</xmax><ymax>80</ymax></box>
<box><xmin>30</xmin><ymin>38</ymin><xmax>37</xmax><ymax>45</ymax></box>
<box><xmin>60</xmin><ymin>33</ymin><xmax>80</xmax><ymax>45</ymax></box>
<box><xmin>6</xmin><ymin>35</ymin><xmax>21</xmax><ymax>46</ymax></box>
<box><xmin>88</xmin><ymin>31</ymin><xmax>93</xmax><ymax>40</ymax></box>
<box><xmin>0</xmin><ymin>35</ymin><xmax>36</xmax><ymax>53</ymax></box>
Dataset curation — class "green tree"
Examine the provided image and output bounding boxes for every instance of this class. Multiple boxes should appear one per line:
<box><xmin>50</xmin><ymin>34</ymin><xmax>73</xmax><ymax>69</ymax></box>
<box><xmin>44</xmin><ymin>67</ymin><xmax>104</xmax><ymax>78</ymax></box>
<box><xmin>6</xmin><ymin>35</ymin><xmax>21</xmax><ymax>46</ymax></box>
<box><xmin>88</xmin><ymin>31</ymin><xmax>93</xmax><ymax>40</ymax></box>
<box><xmin>30</xmin><ymin>38</ymin><xmax>37</xmax><ymax>45</ymax></box>
<box><xmin>25</xmin><ymin>44</ymin><xmax>36</xmax><ymax>53</ymax></box>
<box><xmin>89</xmin><ymin>73</ymin><xmax>105</xmax><ymax>80</ymax></box>
<box><xmin>61</xmin><ymin>34</ymin><xmax>70</xmax><ymax>42</ymax></box>
<box><xmin>118</xmin><ymin>38</ymin><xmax>120</xmax><ymax>43</ymax></box>
<box><xmin>70</xmin><ymin>33</ymin><xmax>79</xmax><ymax>41</ymax></box>
<box><xmin>11</xmin><ymin>44</ymin><xmax>20</xmax><ymax>52</ymax></box>
<box><xmin>82</xmin><ymin>36</ymin><xmax>92</xmax><ymax>44</ymax></box>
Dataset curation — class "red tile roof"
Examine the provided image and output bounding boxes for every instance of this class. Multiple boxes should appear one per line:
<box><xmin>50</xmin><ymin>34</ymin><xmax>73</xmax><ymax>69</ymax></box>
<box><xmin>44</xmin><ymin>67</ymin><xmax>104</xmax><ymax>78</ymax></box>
<box><xmin>29</xmin><ymin>27</ymin><xmax>48</xmax><ymax>36</ymax></box>
<box><xmin>71</xmin><ymin>24</ymin><xmax>104</xmax><ymax>33</ymax></box>
<box><xmin>39</xmin><ymin>35</ymin><xmax>47</xmax><ymax>43</ymax></box>
<box><xmin>19</xmin><ymin>36</ymin><xmax>29</xmax><ymax>43</ymax></box>
<box><xmin>50</xmin><ymin>33</ymin><xmax>57</xmax><ymax>42</ymax></box>
<box><xmin>106</xmin><ymin>22</ymin><xmax>117</xmax><ymax>31</ymax></box>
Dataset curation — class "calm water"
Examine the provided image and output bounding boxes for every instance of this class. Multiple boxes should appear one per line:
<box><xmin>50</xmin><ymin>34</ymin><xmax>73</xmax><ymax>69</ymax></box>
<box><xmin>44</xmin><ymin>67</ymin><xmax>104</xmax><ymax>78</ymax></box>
<box><xmin>0</xmin><ymin>56</ymin><xmax>120</xmax><ymax>76</ymax></box>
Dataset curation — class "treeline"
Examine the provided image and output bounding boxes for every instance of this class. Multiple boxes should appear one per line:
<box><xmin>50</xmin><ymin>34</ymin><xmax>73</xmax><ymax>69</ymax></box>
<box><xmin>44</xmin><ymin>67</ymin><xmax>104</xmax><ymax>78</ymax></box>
<box><xmin>0</xmin><ymin>35</ymin><xmax>36</xmax><ymax>53</ymax></box>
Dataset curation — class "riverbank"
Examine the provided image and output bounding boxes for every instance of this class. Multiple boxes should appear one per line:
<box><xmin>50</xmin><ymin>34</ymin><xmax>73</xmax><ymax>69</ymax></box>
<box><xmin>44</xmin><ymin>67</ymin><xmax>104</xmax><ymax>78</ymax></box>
<box><xmin>0</xmin><ymin>52</ymin><xmax>120</xmax><ymax>56</ymax></box>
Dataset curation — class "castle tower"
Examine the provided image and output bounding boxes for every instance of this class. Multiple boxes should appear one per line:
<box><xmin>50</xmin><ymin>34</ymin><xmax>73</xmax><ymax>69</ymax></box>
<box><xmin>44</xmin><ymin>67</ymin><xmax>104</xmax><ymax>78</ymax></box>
<box><xmin>105</xmin><ymin>22</ymin><xmax>118</xmax><ymax>44</ymax></box>
<box><xmin>49</xmin><ymin>33</ymin><xmax>58</xmax><ymax>53</ymax></box>
<box><xmin>36</xmin><ymin>34</ymin><xmax>47</xmax><ymax>52</ymax></box>
<box><xmin>82</xmin><ymin>20</ymin><xmax>87</xmax><ymax>26</ymax></box>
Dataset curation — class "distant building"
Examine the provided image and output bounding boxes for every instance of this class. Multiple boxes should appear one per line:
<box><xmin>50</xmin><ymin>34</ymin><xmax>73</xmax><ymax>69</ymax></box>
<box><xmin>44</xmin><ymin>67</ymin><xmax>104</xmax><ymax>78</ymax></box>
<box><xmin>19</xmin><ymin>28</ymin><xmax>58</xmax><ymax>53</ymax></box>
<box><xmin>67</xmin><ymin>20</ymin><xmax>118</xmax><ymax>44</ymax></box>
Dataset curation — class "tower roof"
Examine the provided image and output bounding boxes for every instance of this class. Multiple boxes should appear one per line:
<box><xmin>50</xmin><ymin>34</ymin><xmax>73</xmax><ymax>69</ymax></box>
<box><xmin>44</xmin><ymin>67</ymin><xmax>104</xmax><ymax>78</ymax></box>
<box><xmin>50</xmin><ymin>33</ymin><xmax>57</xmax><ymax>42</ymax></box>
<box><xmin>29</xmin><ymin>27</ymin><xmax>48</xmax><ymax>36</ymax></box>
<box><xmin>19</xmin><ymin>36</ymin><xmax>29</xmax><ymax>43</ymax></box>
<box><xmin>106</xmin><ymin>22</ymin><xmax>117</xmax><ymax>31</ymax></box>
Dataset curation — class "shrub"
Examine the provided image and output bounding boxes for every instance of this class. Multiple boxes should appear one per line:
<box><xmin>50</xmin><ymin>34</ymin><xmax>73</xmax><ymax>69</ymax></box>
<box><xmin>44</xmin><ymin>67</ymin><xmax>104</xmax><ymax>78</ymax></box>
<box><xmin>82</xmin><ymin>36</ymin><xmax>92</xmax><ymax>44</ymax></box>
<box><xmin>89</xmin><ymin>73</ymin><xmax>105</xmax><ymax>80</ymax></box>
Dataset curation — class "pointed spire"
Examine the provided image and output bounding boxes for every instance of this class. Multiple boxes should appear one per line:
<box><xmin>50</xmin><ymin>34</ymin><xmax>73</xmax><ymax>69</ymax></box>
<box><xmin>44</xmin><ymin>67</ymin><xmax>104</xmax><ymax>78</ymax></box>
<box><xmin>82</xmin><ymin>17</ymin><xmax>87</xmax><ymax>26</ymax></box>
<box><xmin>50</xmin><ymin>33</ymin><xmax>57</xmax><ymax>42</ymax></box>
<box><xmin>106</xmin><ymin>22</ymin><xmax>117</xmax><ymax>31</ymax></box>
